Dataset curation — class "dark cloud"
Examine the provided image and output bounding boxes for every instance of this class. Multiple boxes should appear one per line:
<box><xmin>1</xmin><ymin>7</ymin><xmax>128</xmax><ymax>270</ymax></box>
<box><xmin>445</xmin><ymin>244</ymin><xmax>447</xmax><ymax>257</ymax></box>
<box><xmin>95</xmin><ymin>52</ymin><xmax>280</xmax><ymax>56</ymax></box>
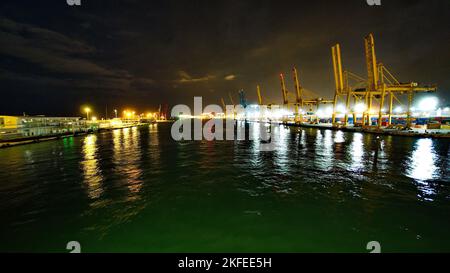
<box><xmin>0</xmin><ymin>0</ymin><xmax>448</xmax><ymax>115</ymax></box>
<box><xmin>224</xmin><ymin>75</ymin><xmax>236</xmax><ymax>81</ymax></box>
<box><xmin>176</xmin><ymin>70</ymin><xmax>216</xmax><ymax>84</ymax></box>
<box><xmin>0</xmin><ymin>17</ymin><xmax>154</xmax><ymax>84</ymax></box>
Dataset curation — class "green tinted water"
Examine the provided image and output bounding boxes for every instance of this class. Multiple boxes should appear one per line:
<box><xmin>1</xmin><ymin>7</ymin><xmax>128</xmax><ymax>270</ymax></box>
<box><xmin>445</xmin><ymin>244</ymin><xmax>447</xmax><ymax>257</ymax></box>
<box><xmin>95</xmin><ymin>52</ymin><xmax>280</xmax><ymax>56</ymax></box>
<box><xmin>0</xmin><ymin>123</ymin><xmax>449</xmax><ymax>252</ymax></box>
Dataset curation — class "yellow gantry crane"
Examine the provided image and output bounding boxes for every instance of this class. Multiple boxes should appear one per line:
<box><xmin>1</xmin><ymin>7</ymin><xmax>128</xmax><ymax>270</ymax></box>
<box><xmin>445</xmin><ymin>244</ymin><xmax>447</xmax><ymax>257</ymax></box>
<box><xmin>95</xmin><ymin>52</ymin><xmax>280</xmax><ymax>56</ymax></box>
<box><xmin>256</xmin><ymin>84</ymin><xmax>279</xmax><ymax>108</ymax></box>
<box><xmin>228</xmin><ymin>92</ymin><xmax>236</xmax><ymax>107</ymax></box>
<box><xmin>331</xmin><ymin>33</ymin><xmax>437</xmax><ymax>128</ymax></box>
<box><xmin>279</xmin><ymin>68</ymin><xmax>334</xmax><ymax>123</ymax></box>
<box><xmin>221</xmin><ymin>98</ymin><xmax>226</xmax><ymax>111</ymax></box>
<box><xmin>292</xmin><ymin>67</ymin><xmax>303</xmax><ymax>122</ymax></box>
<box><xmin>362</xmin><ymin>33</ymin><xmax>437</xmax><ymax>128</ymax></box>
<box><xmin>331</xmin><ymin>44</ymin><xmax>345</xmax><ymax>124</ymax></box>
<box><xmin>331</xmin><ymin>43</ymin><xmax>367</xmax><ymax>126</ymax></box>
<box><xmin>256</xmin><ymin>85</ymin><xmax>263</xmax><ymax>105</ymax></box>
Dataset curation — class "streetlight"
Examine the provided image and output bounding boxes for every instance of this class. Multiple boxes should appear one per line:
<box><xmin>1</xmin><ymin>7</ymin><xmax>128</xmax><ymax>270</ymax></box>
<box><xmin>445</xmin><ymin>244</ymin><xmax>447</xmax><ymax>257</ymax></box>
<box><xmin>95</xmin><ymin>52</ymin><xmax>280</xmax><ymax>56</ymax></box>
<box><xmin>84</xmin><ymin>107</ymin><xmax>91</xmax><ymax>120</ymax></box>
<box><xmin>114</xmin><ymin>109</ymin><xmax>118</xmax><ymax>118</ymax></box>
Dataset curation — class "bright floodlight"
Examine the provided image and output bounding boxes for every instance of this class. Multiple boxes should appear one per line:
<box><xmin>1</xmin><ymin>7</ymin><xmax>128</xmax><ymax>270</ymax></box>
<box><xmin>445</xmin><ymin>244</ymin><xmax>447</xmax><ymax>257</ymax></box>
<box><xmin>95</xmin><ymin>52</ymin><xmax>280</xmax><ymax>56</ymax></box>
<box><xmin>337</xmin><ymin>104</ymin><xmax>346</xmax><ymax>113</ymax></box>
<box><xmin>316</xmin><ymin>110</ymin><xmax>324</xmax><ymax>118</ymax></box>
<box><xmin>394</xmin><ymin>106</ymin><xmax>402</xmax><ymax>113</ymax></box>
<box><xmin>419</xmin><ymin>97</ymin><xmax>438</xmax><ymax>111</ymax></box>
<box><xmin>354</xmin><ymin>103</ymin><xmax>366</xmax><ymax>113</ymax></box>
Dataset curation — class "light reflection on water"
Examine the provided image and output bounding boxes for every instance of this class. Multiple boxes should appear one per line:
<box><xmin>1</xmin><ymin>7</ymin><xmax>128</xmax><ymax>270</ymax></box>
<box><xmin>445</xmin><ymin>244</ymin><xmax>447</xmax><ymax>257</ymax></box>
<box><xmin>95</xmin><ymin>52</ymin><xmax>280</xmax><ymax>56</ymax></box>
<box><xmin>334</xmin><ymin>131</ymin><xmax>345</xmax><ymax>144</ymax></box>
<box><xmin>81</xmin><ymin>134</ymin><xmax>103</xmax><ymax>199</ymax></box>
<box><xmin>350</xmin><ymin>133</ymin><xmax>364</xmax><ymax>172</ymax></box>
<box><xmin>113</xmin><ymin>127</ymin><xmax>143</xmax><ymax>198</ymax></box>
<box><xmin>406</xmin><ymin>138</ymin><xmax>441</xmax><ymax>201</ymax></box>
<box><xmin>274</xmin><ymin>125</ymin><xmax>289</xmax><ymax>172</ymax></box>
<box><xmin>407</xmin><ymin>138</ymin><xmax>438</xmax><ymax>181</ymax></box>
<box><xmin>0</xmin><ymin>122</ymin><xmax>449</xmax><ymax>252</ymax></box>
<box><xmin>322</xmin><ymin>130</ymin><xmax>333</xmax><ymax>170</ymax></box>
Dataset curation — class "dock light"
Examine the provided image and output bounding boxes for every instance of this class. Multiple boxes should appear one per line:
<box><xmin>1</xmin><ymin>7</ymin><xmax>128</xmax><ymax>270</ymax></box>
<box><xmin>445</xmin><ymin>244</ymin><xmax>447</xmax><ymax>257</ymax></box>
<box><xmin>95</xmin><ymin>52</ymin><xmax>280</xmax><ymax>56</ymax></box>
<box><xmin>114</xmin><ymin>109</ymin><xmax>118</xmax><ymax>118</ymax></box>
<box><xmin>84</xmin><ymin>107</ymin><xmax>91</xmax><ymax>120</ymax></box>
<box><xmin>91</xmin><ymin>116</ymin><xmax>97</xmax><ymax>121</ymax></box>
<box><xmin>337</xmin><ymin>104</ymin><xmax>346</xmax><ymax>113</ymax></box>
<box><xmin>419</xmin><ymin>97</ymin><xmax>438</xmax><ymax>112</ymax></box>
<box><xmin>316</xmin><ymin>109</ymin><xmax>324</xmax><ymax>118</ymax></box>
<box><xmin>354</xmin><ymin>103</ymin><xmax>366</xmax><ymax>113</ymax></box>
<box><xmin>394</xmin><ymin>106</ymin><xmax>403</xmax><ymax>113</ymax></box>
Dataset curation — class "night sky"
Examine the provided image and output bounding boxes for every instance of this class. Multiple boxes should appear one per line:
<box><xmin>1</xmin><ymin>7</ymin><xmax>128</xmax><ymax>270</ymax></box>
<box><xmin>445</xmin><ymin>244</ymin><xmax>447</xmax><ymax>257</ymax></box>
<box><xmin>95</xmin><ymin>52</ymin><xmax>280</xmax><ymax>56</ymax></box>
<box><xmin>1</xmin><ymin>0</ymin><xmax>449</xmax><ymax>117</ymax></box>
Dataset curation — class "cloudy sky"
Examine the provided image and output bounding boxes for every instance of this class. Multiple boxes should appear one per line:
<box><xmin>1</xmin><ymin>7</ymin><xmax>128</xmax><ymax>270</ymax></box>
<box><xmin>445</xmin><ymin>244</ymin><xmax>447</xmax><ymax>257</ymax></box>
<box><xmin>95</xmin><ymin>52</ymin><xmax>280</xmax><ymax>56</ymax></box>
<box><xmin>0</xmin><ymin>0</ymin><xmax>449</xmax><ymax>116</ymax></box>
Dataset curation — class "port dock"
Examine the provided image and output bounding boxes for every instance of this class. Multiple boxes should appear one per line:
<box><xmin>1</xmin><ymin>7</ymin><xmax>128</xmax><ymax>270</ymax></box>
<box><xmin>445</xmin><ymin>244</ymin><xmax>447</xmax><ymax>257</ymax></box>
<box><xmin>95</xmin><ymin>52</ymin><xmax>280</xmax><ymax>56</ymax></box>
<box><xmin>219</xmin><ymin>33</ymin><xmax>449</xmax><ymax>139</ymax></box>
<box><xmin>0</xmin><ymin>115</ymin><xmax>162</xmax><ymax>148</ymax></box>
<box><xmin>280</xmin><ymin>121</ymin><xmax>450</xmax><ymax>138</ymax></box>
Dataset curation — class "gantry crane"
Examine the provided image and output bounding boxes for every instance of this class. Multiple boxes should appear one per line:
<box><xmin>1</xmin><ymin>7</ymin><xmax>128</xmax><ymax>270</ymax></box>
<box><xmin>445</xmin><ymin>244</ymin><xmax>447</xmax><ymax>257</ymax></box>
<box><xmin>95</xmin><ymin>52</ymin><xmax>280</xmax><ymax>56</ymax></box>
<box><xmin>361</xmin><ymin>34</ymin><xmax>436</xmax><ymax>128</ymax></box>
<box><xmin>228</xmin><ymin>92</ymin><xmax>235</xmax><ymax>106</ymax></box>
<box><xmin>256</xmin><ymin>85</ymin><xmax>263</xmax><ymax>105</ymax></box>
<box><xmin>221</xmin><ymin>98</ymin><xmax>226</xmax><ymax>111</ymax></box>
<box><xmin>331</xmin><ymin>33</ymin><xmax>437</xmax><ymax>128</ymax></box>
<box><xmin>331</xmin><ymin>44</ymin><xmax>368</xmax><ymax>126</ymax></box>
<box><xmin>256</xmin><ymin>84</ymin><xmax>278</xmax><ymax>109</ymax></box>
<box><xmin>280</xmin><ymin>68</ymin><xmax>334</xmax><ymax>123</ymax></box>
<box><xmin>331</xmin><ymin>44</ymin><xmax>345</xmax><ymax>124</ymax></box>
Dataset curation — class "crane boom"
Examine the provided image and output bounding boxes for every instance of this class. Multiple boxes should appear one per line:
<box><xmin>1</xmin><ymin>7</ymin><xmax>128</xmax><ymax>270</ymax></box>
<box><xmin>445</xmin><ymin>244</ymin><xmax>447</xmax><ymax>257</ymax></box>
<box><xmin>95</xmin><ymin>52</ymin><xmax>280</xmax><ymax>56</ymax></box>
<box><xmin>364</xmin><ymin>33</ymin><xmax>378</xmax><ymax>90</ymax></box>
<box><xmin>228</xmin><ymin>92</ymin><xmax>235</xmax><ymax>106</ymax></box>
<box><xmin>332</xmin><ymin>44</ymin><xmax>344</xmax><ymax>93</ymax></box>
<box><xmin>280</xmin><ymin>73</ymin><xmax>288</xmax><ymax>105</ymax></box>
<box><xmin>292</xmin><ymin>67</ymin><xmax>302</xmax><ymax>104</ymax></box>
<box><xmin>256</xmin><ymin>85</ymin><xmax>263</xmax><ymax>105</ymax></box>
<box><xmin>221</xmin><ymin>98</ymin><xmax>226</xmax><ymax>111</ymax></box>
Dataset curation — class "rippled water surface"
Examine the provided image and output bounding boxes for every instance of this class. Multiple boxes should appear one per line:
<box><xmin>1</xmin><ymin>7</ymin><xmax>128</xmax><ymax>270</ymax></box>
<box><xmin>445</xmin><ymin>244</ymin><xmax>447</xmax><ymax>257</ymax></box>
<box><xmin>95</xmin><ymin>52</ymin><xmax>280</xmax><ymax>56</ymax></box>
<box><xmin>0</xmin><ymin>122</ymin><xmax>449</xmax><ymax>252</ymax></box>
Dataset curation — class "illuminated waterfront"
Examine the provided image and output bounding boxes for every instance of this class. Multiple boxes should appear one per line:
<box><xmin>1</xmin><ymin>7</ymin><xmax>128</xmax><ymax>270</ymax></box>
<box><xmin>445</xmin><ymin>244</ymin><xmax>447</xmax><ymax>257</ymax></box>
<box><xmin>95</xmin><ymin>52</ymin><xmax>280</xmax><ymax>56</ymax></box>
<box><xmin>0</xmin><ymin>123</ymin><xmax>449</xmax><ymax>252</ymax></box>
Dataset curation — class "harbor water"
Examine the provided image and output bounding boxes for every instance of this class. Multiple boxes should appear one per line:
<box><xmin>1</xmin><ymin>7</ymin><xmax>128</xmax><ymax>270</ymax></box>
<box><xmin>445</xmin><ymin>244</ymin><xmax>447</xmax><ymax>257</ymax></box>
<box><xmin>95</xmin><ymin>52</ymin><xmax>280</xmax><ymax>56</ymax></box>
<box><xmin>0</xmin><ymin>122</ymin><xmax>449</xmax><ymax>252</ymax></box>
